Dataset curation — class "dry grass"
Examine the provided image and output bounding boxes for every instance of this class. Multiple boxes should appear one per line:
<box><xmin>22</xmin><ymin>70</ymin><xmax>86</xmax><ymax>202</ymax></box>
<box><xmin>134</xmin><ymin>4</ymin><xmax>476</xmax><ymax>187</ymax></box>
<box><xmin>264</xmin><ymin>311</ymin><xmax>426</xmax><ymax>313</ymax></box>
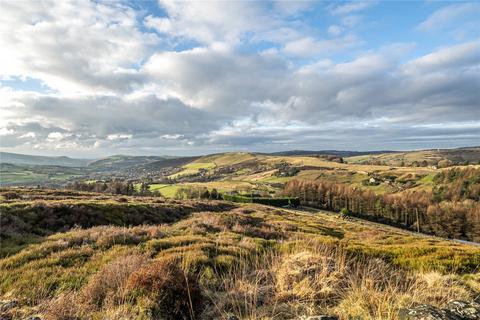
<box><xmin>1</xmin><ymin>201</ymin><xmax>479</xmax><ymax>319</ymax></box>
<box><xmin>126</xmin><ymin>257</ymin><xmax>204</xmax><ymax>320</ymax></box>
<box><xmin>204</xmin><ymin>240</ymin><xmax>478</xmax><ymax>320</ymax></box>
<box><xmin>80</xmin><ymin>254</ymin><xmax>149</xmax><ymax>308</ymax></box>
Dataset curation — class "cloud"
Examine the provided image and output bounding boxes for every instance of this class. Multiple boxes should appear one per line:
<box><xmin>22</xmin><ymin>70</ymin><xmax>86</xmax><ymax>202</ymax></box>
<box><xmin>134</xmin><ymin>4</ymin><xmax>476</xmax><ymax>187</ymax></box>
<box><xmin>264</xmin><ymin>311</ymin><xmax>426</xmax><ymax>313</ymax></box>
<box><xmin>0</xmin><ymin>128</ymin><xmax>15</xmax><ymax>136</ymax></box>
<box><xmin>143</xmin><ymin>45</ymin><xmax>291</xmax><ymax>114</ymax></box>
<box><xmin>146</xmin><ymin>0</ymin><xmax>274</xmax><ymax>45</ymax></box>
<box><xmin>19</xmin><ymin>132</ymin><xmax>36</xmax><ymax>139</ymax></box>
<box><xmin>47</xmin><ymin>132</ymin><xmax>70</xmax><ymax>142</ymax></box>
<box><xmin>417</xmin><ymin>2</ymin><xmax>480</xmax><ymax>32</ymax></box>
<box><xmin>403</xmin><ymin>40</ymin><xmax>480</xmax><ymax>74</ymax></box>
<box><xmin>1</xmin><ymin>0</ymin><xmax>479</xmax><ymax>155</ymax></box>
<box><xmin>1</xmin><ymin>92</ymin><xmax>224</xmax><ymax>154</ymax></box>
<box><xmin>330</xmin><ymin>1</ymin><xmax>376</xmax><ymax>15</ymax></box>
<box><xmin>283</xmin><ymin>35</ymin><xmax>361</xmax><ymax>57</ymax></box>
<box><xmin>328</xmin><ymin>25</ymin><xmax>343</xmax><ymax>37</ymax></box>
<box><xmin>107</xmin><ymin>134</ymin><xmax>133</xmax><ymax>141</ymax></box>
<box><xmin>3</xmin><ymin>37</ymin><xmax>480</xmax><ymax>154</ymax></box>
<box><xmin>0</xmin><ymin>0</ymin><xmax>159</xmax><ymax>94</ymax></box>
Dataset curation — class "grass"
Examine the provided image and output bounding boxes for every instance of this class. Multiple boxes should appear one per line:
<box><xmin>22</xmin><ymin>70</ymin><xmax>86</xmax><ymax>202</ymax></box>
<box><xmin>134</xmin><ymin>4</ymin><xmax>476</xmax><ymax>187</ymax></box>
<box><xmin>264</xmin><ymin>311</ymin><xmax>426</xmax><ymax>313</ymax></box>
<box><xmin>184</xmin><ymin>162</ymin><xmax>216</xmax><ymax>170</ymax></box>
<box><xmin>149</xmin><ymin>181</ymin><xmax>260</xmax><ymax>198</ymax></box>
<box><xmin>231</xmin><ymin>154</ymin><xmax>443</xmax><ymax>195</ymax></box>
<box><xmin>168</xmin><ymin>162</ymin><xmax>216</xmax><ymax>179</ymax></box>
<box><xmin>0</xmin><ymin>188</ymin><xmax>479</xmax><ymax>319</ymax></box>
<box><xmin>0</xmin><ymin>164</ymin><xmax>83</xmax><ymax>185</ymax></box>
<box><xmin>148</xmin><ymin>184</ymin><xmax>181</xmax><ymax>198</ymax></box>
<box><xmin>208</xmin><ymin>152</ymin><xmax>257</xmax><ymax>166</ymax></box>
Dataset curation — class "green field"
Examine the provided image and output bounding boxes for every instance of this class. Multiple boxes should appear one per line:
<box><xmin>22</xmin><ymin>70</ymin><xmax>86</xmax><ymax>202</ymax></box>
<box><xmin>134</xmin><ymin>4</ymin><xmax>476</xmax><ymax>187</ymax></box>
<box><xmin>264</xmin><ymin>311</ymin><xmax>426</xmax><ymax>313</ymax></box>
<box><xmin>168</xmin><ymin>162</ymin><xmax>216</xmax><ymax>179</ymax></box>
<box><xmin>0</xmin><ymin>164</ymin><xmax>82</xmax><ymax>185</ymax></box>
<box><xmin>148</xmin><ymin>184</ymin><xmax>181</xmax><ymax>197</ymax></box>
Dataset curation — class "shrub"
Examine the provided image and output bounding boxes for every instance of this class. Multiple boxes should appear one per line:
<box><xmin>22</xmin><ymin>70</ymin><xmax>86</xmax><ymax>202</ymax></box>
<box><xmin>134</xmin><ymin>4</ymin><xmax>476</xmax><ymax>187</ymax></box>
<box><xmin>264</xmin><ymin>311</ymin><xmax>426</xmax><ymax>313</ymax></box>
<box><xmin>275</xmin><ymin>251</ymin><xmax>345</xmax><ymax>302</ymax></box>
<box><xmin>3</xmin><ymin>191</ymin><xmax>21</xmax><ymax>200</ymax></box>
<box><xmin>221</xmin><ymin>194</ymin><xmax>300</xmax><ymax>207</ymax></box>
<box><xmin>81</xmin><ymin>254</ymin><xmax>149</xmax><ymax>309</ymax></box>
<box><xmin>125</xmin><ymin>258</ymin><xmax>204</xmax><ymax>320</ymax></box>
<box><xmin>44</xmin><ymin>291</ymin><xmax>81</xmax><ymax>320</ymax></box>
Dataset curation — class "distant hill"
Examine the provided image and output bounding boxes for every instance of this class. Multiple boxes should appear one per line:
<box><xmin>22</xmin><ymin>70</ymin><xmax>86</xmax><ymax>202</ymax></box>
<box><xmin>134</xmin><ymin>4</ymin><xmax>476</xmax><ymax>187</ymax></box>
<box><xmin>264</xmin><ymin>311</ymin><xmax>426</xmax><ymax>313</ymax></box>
<box><xmin>0</xmin><ymin>162</ymin><xmax>84</xmax><ymax>186</ymax></box>
<box><xmin>138</xmin><ymin>156</ymin><xmax>200</xmax><ymax>171</ymax></box>
<box><xmin>267</xmin><ymin>150</ymin><xmax>394</xmax><ymax>157</ymax></box>
<box><xmin>345</xmin><ymin>146</ymin><xmax>480</xmax><ymax>166</ymax></box>
<box><xmin>86</xmin><ymin>155</ymin><xmax>173</xmax><ymax>171</ymax></box>
<box><xmin>0</xmin><ymin>152</ymin><xmax>89</xmax><ymax>167</ymax></box>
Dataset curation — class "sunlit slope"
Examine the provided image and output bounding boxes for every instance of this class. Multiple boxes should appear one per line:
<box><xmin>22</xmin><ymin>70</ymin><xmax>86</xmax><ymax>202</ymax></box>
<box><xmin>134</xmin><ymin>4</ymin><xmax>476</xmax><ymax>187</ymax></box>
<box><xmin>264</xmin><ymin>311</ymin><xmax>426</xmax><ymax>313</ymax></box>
<box><xmin>162</xmin><ymin>152</ymin><xmax>471</xmax><ymax>195</ymax></box>
<box><xmin>0</xmin><ymin>189</ymin><xmax>479</xmax><ymax>319</ymax></box>
<box><xmin>345</xmin><ymin>147</ymin><xmax>480</xmax><ymax>166</ymax></box>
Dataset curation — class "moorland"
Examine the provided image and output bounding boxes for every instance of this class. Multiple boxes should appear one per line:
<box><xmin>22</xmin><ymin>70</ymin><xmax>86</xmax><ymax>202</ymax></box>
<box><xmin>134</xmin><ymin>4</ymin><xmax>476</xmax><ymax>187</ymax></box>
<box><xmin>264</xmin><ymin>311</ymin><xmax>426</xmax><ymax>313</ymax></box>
<box><xmin>1</xmin><ymin>147</ymin><xmax>480</xmax><ymax>319</ymax></box>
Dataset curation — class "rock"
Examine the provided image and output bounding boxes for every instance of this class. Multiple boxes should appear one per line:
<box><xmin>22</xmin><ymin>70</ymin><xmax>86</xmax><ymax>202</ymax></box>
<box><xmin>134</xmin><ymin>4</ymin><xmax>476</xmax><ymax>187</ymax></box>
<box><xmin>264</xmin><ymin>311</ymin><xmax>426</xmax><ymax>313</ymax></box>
<box><xmin>398</xmin><ymin>304</ymin><xmax>460</xmax><ymax>320</ymax></box>
<box><xmin>445</xmin><ymin>300</ymin><xmax>480</xmax><ymax>319</ymax></box>
<box><xmin>0</xmin><ymin>300</ymin><xmax>18</xmax><ymax>312</ymax></box>
<box><xmin>399</xmin><ymin>300</ymin><xmax>480</xmax><ymax>320</ymax></box>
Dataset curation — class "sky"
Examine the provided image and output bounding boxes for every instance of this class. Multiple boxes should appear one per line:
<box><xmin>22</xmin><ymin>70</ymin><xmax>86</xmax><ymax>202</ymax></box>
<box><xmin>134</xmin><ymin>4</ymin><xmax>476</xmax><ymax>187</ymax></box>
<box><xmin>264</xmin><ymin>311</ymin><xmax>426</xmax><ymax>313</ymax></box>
<box><xmin>0</xmin><ymin>0</ymin><xmax>479</xmax><ymax>157</ymax></box>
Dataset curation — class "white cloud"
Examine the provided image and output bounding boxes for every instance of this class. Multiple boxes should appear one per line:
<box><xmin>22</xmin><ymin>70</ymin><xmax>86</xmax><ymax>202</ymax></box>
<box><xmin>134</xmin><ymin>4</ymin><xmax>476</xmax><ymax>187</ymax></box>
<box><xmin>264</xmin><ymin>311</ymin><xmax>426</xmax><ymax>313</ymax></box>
<box><xmin>328</xmin><ymin>25</ymin><xmax>343</xmax><ymax>37</ymax></box>
<box><xmin>283</xmin><ymin>35</ymin><xmax>361</xmax><ymax>57</ymax></box>
<box><xmin>143</xmin><ymin>45</ymin><xmax>290</xmax><ymax>113</ymax></box>
<box><xmin>47</xmin><ymin>132</ymin><xmax>69</xmax><ymax>142</ymax></box>
<box><xmin>0</xmin><ymin>128</ymin><xmax>15</xmax><ymax>136</ymax></box>
<box><xmin>0</xmin><ymin>0</ymin><xmax>158</xmax><ymax>94</ymax></box>
<box><xmin>330</xmin><ymin>2</ymin><xmax>376</xmax><ymax>15</ymax></box>
<box><xmin>418</xmin><ymin>2</ymin><xmax>480</xmax><ymax>31</ymax></box>
<box><xmin>148</xmin><ymin>0</ymin><xmax>273</xmax><ymax>45</ymax></box>
<box><xmin>403</xmin><ymin>41</ymin><xmax>480</xmax><ymax>74</ymax></box>
<box><xmin>107</xmin><ymin>134</ymin><xmax>133</xmax><ymax>141</ymax></box>
<box><xmin>19</xmin><ymin>132</ymin><xmax>36</xmax><ymax>139</ymax></box>
<box><xmin>0</xmin><ymin>0</ymin><xmax>479</xmax><ymax>155</ymax></box>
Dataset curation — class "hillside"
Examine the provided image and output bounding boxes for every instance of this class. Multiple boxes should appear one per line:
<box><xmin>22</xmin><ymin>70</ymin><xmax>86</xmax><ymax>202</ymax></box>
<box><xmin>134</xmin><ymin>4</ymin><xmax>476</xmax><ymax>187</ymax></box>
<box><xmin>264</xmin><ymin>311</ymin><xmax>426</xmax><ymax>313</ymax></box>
<box><xmin>0</xmin><ymin>163</ymin><xmax>83</xmax><ymax>186</ymax></box>
<box><xmin>86</xmin><ymin>155</ymin><xmax>173</xmax><ymax>171</ymax></box>
<box><xmin>140</xmin><ymin>151</ymin><xmax>471</xmax><ymax>196</ymax></box>
<box><xmin>3</xmin><ymin>147</ymin><xmax>479</xmax><ymax>188</ymax></box>
<box><xmin>0</xmin><ymin>152</ymin><xmax>89</xmax><ymax>167</ymax></box>
<box><xmin>0</xmin><ymin>188</ymin><xmax>479</xmax><ymax>319</ymax></box>
<box><xmin>267</xmin><ymin>150</ymin><xmax>392</xmax><ymax>157</ymax></box>
<box><xmin>345</xmin><ymin>147</ymin><xmax>480</xmax><ymax>167</ymax></box>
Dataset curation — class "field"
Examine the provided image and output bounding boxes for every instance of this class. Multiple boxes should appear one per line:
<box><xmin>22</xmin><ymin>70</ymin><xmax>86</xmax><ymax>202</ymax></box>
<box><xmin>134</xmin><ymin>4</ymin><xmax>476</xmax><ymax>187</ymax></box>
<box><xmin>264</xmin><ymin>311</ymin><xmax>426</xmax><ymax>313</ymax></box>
<box><xmin>0</xmin><ymin>188</ymin><xmax>479</xmax><ymax>319</ymax></box>
<box><xmin>168</xmin><ymin>162</ymin><xmax>216</xmax><ymax>179</ymax></box>
<box><xmin>0</xmin><ymin>163</ymin><xmax>83</xmax><ymax>185</ymax></box>
<box><xmin>345</xmin><ymin>147</ymin><xmax>480</xmax><ymax>166</ymax></box>
<box><xmin>140</xmin><ymin>152</ymin><xmax>478</xmax><ymax>198</ymax></box>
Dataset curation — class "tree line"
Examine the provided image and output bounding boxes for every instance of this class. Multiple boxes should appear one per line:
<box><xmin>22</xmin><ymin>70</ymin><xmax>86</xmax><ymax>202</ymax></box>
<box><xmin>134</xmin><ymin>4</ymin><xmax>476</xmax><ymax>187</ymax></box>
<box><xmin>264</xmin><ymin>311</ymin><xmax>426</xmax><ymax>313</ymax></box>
<box><xmin>283</xmin><ymin>168</ymin><xmax>480</xmax><ymax>242</ymax></box>
<box><xmin>67</xmin><ymin>180</ymin><xmax>161</xmax><ymax>197</ymax></box>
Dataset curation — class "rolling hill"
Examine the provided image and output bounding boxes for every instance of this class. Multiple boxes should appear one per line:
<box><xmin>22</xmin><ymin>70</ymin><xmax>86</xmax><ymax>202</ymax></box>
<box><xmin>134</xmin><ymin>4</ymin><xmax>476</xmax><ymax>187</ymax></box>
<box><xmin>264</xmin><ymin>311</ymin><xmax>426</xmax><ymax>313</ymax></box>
<box><xmin>345</xmin><ymin>146</ymin><xmax>480</xmax><ymax>166</ymax></box>
<box><xmin>86</xmin><ymin>155</ymin><xmax>174</xmax><ymax>171</ymax></box>
<box><xmin>0</xmin><ymin>152</ymin><xmax>89</xmax><ymax>167</ymax></box>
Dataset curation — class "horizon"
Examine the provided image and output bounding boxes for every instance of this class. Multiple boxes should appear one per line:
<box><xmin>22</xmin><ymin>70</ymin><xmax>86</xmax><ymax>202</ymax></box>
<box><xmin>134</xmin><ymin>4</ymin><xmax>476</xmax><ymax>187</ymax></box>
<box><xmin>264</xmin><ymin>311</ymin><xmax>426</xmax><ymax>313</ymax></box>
<box><xmin>1</xmin><ymin>1</ymin><xmax>479</xmax><ymax>157</ymax></box>
<box><xmin>2</xmin><ymin>145</ymin><xmax>480</xmax><ymax>160</ymax></box>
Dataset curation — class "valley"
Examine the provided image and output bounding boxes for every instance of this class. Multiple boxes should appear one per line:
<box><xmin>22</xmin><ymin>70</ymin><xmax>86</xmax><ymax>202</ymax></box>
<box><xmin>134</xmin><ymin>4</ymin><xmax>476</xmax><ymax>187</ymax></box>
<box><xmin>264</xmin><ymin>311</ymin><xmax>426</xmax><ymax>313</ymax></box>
<box><xmin>1</xmin><ymin>148</ymin><xmax>480</xmax><ymax>319</ymax></box>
